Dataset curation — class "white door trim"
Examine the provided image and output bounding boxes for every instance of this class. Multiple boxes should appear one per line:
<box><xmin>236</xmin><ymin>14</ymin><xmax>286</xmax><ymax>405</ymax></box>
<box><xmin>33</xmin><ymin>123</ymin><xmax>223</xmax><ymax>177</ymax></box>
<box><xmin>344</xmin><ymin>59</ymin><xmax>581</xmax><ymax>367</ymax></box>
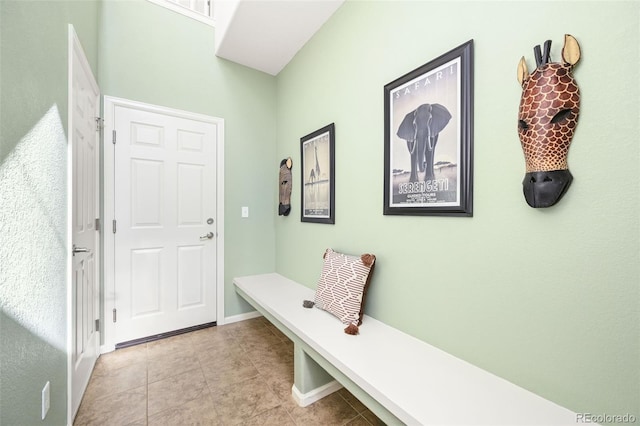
<box><xmin>102</xmin><ymin>96</ymin><xmax>225</xmax><ymax>352</ymax></box>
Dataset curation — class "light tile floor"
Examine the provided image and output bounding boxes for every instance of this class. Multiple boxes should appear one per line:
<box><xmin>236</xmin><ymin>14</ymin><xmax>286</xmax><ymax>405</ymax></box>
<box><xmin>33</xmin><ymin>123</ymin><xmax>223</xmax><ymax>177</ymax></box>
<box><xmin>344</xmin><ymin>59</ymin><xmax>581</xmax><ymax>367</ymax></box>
<box><xmin>74</xmin><ymin>317</ymin><xmax>384</xmax><ymax>425</ymax></box>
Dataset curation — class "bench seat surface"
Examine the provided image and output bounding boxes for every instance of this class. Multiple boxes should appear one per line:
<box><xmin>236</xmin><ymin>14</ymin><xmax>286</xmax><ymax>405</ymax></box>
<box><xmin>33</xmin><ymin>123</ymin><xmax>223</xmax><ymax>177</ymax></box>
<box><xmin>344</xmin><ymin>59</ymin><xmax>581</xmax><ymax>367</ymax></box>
<box><xmin>233</xmin><ymin>273</ymin><xmax>576</xmax><ymax>426</ymax></box>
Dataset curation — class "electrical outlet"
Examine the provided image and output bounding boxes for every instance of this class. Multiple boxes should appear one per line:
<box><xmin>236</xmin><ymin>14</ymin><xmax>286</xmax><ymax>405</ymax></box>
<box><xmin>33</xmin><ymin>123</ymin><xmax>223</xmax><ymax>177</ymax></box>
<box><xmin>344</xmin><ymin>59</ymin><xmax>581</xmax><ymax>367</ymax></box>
<box><xmin>241</xmin><ymin>206</ymin><xmax>249</xmax><ymax>218</ymax></box>
<box><xmin>41</xmin><ymin>381</ymin><xmax>50</xmax><ymax>420</ymax></box>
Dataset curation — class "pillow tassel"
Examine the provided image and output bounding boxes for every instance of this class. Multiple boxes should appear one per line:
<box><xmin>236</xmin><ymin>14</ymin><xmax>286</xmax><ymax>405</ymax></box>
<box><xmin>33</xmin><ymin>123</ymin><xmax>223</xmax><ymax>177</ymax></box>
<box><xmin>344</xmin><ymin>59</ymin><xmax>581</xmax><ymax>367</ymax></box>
<box><xmin>360</xmin><ymin>254</ymin><xmax>375</xmax><ymax>268</ymax></box>
<box><xmin>344</xmin><ymin>323</ymin><xmax>359</xmax><ymax>335</ymax></box>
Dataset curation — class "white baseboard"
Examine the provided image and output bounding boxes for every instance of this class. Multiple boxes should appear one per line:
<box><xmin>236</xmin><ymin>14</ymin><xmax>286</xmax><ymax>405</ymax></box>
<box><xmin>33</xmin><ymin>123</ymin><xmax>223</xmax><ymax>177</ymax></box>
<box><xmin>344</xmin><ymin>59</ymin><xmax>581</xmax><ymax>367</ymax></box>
<box><xmin>224</xmin><ymin>310</ymin><xmax>262</xmax><ymax>325</ymax></box>
<box><xmin>100</xmin><ymin>344</ymin><xmax>115</xmax><ymax>355</ymax></box>
<box><xmin>291</xmin><ymin>381</ymin><xmax>343</xmax><ymax>407</ymax></box>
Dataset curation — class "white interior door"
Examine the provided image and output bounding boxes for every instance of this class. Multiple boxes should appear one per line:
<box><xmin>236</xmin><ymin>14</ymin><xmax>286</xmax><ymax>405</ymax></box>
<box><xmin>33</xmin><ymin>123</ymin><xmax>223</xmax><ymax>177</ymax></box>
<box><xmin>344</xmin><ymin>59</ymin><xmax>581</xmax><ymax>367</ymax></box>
<box><xmin>112</xmin><ymin>103</ymin><xmax>218</xmax><ymax>345</ymax></box>
<box><xmin>69</xmin><ymin>26</ymin><xmax>100</xmax><ymax>418</ymax></box>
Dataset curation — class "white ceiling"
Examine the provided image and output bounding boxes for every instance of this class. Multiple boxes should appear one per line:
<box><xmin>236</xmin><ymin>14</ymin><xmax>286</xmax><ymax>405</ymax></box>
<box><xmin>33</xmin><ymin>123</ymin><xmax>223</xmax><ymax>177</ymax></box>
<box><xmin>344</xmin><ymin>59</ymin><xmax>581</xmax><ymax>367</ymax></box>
<box><xmin>214</xmin><ymin>0</ymin><xmax>345</xmax><ymax>76</ymax></box>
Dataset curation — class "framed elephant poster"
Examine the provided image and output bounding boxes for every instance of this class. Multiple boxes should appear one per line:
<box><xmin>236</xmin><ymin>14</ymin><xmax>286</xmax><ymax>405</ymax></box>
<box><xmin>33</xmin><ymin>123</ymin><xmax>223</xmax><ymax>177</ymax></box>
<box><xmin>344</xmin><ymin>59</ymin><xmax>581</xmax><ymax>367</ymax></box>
<box><xmin>301</xmin><ymin>123</ymin><xmax>335</xmax><ymax>224</ymax></box>
<box><xmin>383</xmin><ymin>40</ymin><xmax>474</xmax><ymax>216</ymax></box>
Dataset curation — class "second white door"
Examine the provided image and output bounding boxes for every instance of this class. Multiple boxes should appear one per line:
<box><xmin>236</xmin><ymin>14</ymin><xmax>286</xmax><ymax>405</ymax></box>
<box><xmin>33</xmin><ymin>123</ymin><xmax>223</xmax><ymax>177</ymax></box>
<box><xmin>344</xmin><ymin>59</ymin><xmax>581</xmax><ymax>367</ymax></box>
<box><xmin>113</xmin><ymin>103</ymin><xmax>218</xmax><ymax>344</ymax></box>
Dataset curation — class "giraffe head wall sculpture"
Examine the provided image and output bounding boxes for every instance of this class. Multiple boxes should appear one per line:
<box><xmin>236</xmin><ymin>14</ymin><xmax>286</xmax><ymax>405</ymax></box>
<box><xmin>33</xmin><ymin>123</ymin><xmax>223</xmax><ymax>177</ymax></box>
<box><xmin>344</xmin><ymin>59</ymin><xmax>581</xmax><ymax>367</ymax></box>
<box><xmin>517</xmin><ymin>34</ymin><xmax>581</xmax><ymax>208</ymax></box>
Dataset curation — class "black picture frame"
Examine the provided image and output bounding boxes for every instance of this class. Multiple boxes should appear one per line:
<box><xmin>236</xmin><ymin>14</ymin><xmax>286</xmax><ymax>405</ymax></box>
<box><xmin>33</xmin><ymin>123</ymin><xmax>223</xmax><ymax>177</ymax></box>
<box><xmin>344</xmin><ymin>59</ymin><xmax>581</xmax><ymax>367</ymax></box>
<box><xmin>301</xmin><ymin>123</ymin><xmax>335</xmax><ymax>224</ymax></box>
<box><xmin>383</xmin><ymin>40</ymin><xmax>474</xmax><ymax>216</ymax></box>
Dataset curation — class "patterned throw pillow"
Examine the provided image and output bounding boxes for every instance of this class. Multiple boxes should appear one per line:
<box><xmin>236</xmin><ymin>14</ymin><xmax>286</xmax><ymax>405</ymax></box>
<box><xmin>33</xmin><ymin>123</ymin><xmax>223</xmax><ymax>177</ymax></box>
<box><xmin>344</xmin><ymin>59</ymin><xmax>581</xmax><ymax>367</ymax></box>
<box><xmin>314</xmin><ymin>248</ymin><xmax>376</xmax><ymax>335</ymax></box>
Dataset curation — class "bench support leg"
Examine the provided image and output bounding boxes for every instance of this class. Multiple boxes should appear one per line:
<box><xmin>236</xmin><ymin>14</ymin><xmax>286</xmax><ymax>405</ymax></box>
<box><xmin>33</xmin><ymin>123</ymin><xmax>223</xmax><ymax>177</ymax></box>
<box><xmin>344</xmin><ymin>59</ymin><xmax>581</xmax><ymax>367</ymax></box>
<box><xmin>292</xmin><ymin>342</ymin><xmax>342</xmax><ymax>407</ymax></box>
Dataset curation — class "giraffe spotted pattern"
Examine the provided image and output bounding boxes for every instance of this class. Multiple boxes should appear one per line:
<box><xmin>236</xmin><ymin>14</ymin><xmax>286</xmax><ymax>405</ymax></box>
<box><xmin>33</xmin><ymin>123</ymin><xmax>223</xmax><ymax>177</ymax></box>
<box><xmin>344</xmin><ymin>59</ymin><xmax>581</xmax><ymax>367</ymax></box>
<box><xmin>518</xmin><ymin>62</ymin><xmax>580</xmax><ymax>173</ymax></box>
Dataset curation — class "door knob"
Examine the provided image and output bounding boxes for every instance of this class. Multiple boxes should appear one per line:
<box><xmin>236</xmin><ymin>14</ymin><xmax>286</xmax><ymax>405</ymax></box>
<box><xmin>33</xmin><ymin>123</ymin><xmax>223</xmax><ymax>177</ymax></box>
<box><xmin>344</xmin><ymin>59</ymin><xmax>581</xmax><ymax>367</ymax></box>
<box><xmin>199</xmin><ymin>232</ymin><xmax>214</xmax><ymax>240</ymax></box>
<box><xmin>72</xmin><ymin>244</ymin><xmax>92</xmax><ymax>256</ymax></box>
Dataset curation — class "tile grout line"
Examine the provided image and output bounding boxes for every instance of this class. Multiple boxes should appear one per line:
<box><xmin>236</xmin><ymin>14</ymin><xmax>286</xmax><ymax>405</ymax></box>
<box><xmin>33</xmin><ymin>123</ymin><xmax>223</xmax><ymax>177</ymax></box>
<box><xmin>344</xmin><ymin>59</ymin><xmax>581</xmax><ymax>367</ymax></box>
<box><xmin>145</xmin><ymin>343</ymin><xmax>149</xmax><ymax>425</ymax></box>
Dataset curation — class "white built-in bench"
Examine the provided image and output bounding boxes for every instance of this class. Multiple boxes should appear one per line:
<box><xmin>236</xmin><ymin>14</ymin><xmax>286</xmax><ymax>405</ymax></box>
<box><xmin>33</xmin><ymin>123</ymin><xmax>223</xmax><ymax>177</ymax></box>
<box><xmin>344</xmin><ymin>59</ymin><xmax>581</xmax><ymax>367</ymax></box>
<box><xmin>233</xmin><ymin>273</ymin><xmax>576</xmax><ymax>425</ymax></box>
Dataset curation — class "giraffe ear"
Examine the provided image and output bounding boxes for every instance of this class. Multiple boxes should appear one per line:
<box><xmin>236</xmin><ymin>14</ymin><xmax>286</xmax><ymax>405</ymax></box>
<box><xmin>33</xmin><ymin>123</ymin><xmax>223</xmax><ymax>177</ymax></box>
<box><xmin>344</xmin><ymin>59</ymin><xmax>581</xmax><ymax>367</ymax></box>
<box><xmin>562</xmin><ymin>34</ymin><xmax>581</xmax><ymax>66</ymax></box>
<box><xmin>517</xmin><ymin>56</ymin><xmax>529</xmax><ymax>87</ymax></box>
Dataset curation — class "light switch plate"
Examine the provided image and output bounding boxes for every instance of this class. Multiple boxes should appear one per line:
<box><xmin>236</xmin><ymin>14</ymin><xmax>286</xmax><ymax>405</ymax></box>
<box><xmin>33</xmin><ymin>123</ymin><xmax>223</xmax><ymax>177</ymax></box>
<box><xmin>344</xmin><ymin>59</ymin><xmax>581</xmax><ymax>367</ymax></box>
<box><xmin>241</xmin><ymin>206</ymin><xmax>249</xmax><ymax>218</ymax></box>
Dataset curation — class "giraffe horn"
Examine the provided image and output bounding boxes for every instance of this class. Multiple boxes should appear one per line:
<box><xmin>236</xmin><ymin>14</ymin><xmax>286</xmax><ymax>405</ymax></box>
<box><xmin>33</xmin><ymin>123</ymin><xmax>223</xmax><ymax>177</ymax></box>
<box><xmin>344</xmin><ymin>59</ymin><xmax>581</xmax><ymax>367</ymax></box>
<box><xmin>534</xmin><ymin>44</ymin><xmax>543</xmax><ymax>67</ymax></box>
<box><xmin>542</xmin><ymin>40</ymin><xmax>552</xmax><ymax>64</ymax></box>
<box><xmin>517</xmin><ymin>57</ymin><xmax>529</xmax><ymax>87</ymax></box>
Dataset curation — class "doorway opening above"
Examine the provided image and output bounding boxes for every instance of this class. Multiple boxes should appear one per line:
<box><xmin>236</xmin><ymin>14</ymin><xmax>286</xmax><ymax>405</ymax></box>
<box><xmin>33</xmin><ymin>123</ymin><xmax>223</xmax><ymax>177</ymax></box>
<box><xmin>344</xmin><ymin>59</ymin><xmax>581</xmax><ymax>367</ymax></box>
<box><xmin>214</xmin><ymin>0</ymin><xmax>344</xmax><ymax>76</ymax></box>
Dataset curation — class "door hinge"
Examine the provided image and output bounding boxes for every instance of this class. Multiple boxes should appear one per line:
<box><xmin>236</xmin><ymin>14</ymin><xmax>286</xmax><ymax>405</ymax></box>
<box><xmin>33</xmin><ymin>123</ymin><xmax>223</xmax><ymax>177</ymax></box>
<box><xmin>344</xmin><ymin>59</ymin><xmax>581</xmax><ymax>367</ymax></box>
<box><xmin>112</xmin><ymin>129</ymin><xmax>117</xmax><ymax>144</ymax></box>
<box><xmin>112</xmin><ymin>308</ymin><xmax>117</xmax><ymax>323</ymax></box>
<box><xmin>95</xmin><ymin>319</ymin><xmax>100</xmax><ymax>332</ymax></box>
<box><xmin>95</xmin><ymin>218</ymin><xmax>101</xmax><ymax>231</ymax></box>
<box><xmin>112</xmin><ymin>219</ymin><xmax>117</xmax><ymax>234</ymax></box>
<box><xmin>95</xmin><ymin>117</ymin><xmax>104</xmax><ymax>132</ymax></box>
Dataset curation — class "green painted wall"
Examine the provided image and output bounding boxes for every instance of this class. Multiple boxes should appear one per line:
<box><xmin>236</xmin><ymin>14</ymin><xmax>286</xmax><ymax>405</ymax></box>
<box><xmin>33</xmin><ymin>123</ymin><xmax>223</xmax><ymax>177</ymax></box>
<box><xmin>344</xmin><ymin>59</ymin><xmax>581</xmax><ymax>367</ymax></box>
<box><xmin>275</xmin><ymin>0</ymin><xmax>639</xmax><ymax>420</ymax></box>
<box><xmin>0</xmin><ymin>1</ymin><xmax>99</xmax><ymax>424</ymax></box>
<box><xmin>98</xmin><ymin>0</ymin><xmax>277</xmax><ymax>318</ymax></box>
